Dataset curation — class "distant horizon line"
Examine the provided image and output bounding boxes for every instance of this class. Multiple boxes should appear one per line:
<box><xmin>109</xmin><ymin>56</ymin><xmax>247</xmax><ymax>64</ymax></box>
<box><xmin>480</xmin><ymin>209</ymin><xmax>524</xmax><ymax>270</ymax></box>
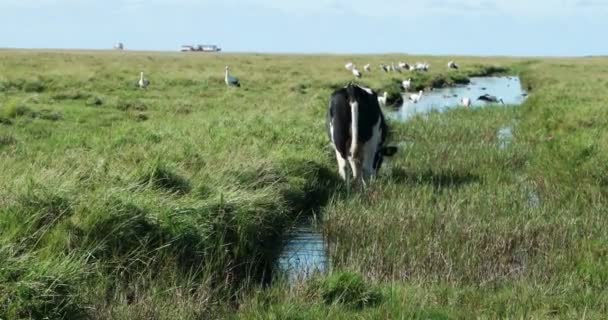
<box><xmin>0</xmin><ymin>46</ymin><xmax>605</xmax><ymax>59</ymax></box>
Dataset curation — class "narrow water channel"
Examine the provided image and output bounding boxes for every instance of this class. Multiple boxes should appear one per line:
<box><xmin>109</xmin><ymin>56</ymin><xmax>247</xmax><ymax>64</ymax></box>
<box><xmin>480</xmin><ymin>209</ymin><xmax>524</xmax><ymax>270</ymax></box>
<box><xmin>276</xmin><ymin>218</ymin><xmax>328</xmax><ymax>283</ymax></box>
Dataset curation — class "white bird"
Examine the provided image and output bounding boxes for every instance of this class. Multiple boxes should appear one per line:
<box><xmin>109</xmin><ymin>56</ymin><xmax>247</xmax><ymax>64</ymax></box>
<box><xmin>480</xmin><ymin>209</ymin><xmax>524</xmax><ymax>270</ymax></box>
<box><xmin>448</xmin><ymin>61</ymin><xmax>459</xmax><ymax>69</ymax></box>
<box><xmin>391</xmin><ymin>62</ymin><xmax>398</xmax><ymax>72</ymax></box>
<box><xmin>377</xmin><ymin>91</ymin><xmax>388</xmax><ymax>107</ymax></box>
<box><xmin>364</xmin><ymin>64</ymin><xmax>371</xmax><ymax>72</ymax></box>
<box><xmin>352</xmin><ymin>66</ymin><xmax>362</xmax><ymax>78</ymax></box>
<box><xmin>401</xmin><ymin>78</ymin><xmax>412</xmax><ymax>91</ymax></box>
<box><xmin>225</xmin><ymin>66</ymin><xmax>241</xmax><ymax>87</ymax></box>
<box><xmin>398</xmin><ymin>61</ymin><xmax>409</xmax><ymax>70</ymax></box>
<box><xmin>409</xmin><ymin>90</ymin><xmax>423</xmax><ymax>103</ymax></box>
<box><xmin>138</xmin><ymin>72</ymin><xmax>149</xmax><ymax>89</ymax></box>
<box><xmin>460</xmin><ymin>97</ymin><xmax>471</xmax><ymax>107</ymax></box>
<box><xmin>345</xmin><ymin>62</ymin><xmax>354</xmax><ymax>71</ymax></box>
<box><xmin>414</xmin><ymin>62</ymin><xmax>430</xmax><ymax>72</ymax></box>
<box><xmin>380</xmin><ymin>64</ymin><xmax>389</xmax><ymax>72</ymax></box>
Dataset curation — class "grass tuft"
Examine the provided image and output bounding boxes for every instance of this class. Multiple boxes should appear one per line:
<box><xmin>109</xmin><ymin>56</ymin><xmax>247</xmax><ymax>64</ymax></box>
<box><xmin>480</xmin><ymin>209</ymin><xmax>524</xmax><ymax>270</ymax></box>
<box><xmin>313</xmin><ymin>272</ymin><xmax>382</xmax><ymax>308</ymax></box>
<box><xmin>2</xmin><ymin>101</ymin><xmax>32</xmax><ymax>118</ymax></box>
<box><xmin>138</xmin><ymin>162</ymin><xmax>192</xmax><ymax>195</ymax></box>
<box><xmin>0</xmin><ymin>134</ymin><xmax>17</xmax><ymax>146</ymax></box>
<box><xmin>23</xmin><ymin>79</ymin><xmax>46</xmax><ymax>93</ymax></box>
<box><xmin>0</xmin><ymin>248</ymin><xmax>87</xmax><ymax>320</ymax></box>
<box><xmin>468</xmin><ymin>64</ymin><xmax>510</xmax><ymax>77</ymax></box>
<box><xmin>85</xmin><ymin>96</ymin><xmax>104</xmax><ymax>107</ymax></box>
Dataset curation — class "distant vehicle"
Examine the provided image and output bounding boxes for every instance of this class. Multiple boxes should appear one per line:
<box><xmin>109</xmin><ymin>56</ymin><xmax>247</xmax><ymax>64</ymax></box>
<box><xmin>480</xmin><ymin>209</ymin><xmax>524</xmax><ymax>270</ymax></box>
<box><xmin>180</xmin><ymin>44</ymin><xmax>221</xmax><ymax>52</ymax></box>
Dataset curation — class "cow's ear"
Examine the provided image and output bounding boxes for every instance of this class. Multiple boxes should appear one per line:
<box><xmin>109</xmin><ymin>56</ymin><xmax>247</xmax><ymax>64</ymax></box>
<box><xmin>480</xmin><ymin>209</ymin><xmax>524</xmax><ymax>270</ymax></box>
<box><xmin>381</xmin><ymin>146</ymin><xmax>398</xmax><ymax>156</ymax></box>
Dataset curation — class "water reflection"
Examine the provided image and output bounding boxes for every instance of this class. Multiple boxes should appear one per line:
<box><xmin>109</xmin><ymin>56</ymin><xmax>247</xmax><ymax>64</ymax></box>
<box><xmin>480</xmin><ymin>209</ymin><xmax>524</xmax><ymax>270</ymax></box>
<box><xmin>277</xmin><ymin>219</ymin><xmax>328</xmax><ymax>283</ymax></box>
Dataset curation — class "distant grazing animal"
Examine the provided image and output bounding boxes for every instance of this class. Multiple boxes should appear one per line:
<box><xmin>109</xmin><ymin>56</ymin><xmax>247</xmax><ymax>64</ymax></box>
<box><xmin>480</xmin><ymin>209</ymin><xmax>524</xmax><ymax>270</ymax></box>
<box><xmin>409</xmin><ymin>90</ymin><xmax>424</xmax><ymax>103</ymax></box>
<box><xmin>345</xmin><ymin>62</ymin><xmax>354</xmax><ymax>71</ymax></box>
<box><xmin>460</xmin><ymin>97</ymin><xmax>471</xmax><ymax>107</ymax></box>
<box><xmin>326</xmin><ymin>83</ymin><xmax>398</xmax><ymax>187</ymax></box>
<box><xmin>401</xmin><ymin>78</ymin><xmax>412</xmax><ymax>91</ymax></box>
<box><xmin>352</xmin><ymin>66</ymin><xmax>362</xmax><ymax>78</ymax></box>
<box><xmin>364</xmin><ymin>64</ymin><xmax>371</xmax><ymax>72</ymax></box>
<box><xmin>447</xmin><ymin>60</ymin><xmax>459</xmax><ymax>69</ymax></box>
<box><xmin>225</xmin><ymin>66</ymin><xmax>241</xmax><ymax>87</ymax></box>
<box><xmin>138</xmin><ymin>72</ymin><xmax>149</xmax><ymax>89</ymax></box>
<box><xmin>377</xmin><ymin>91</ymin><xmax>388</xmax><ymax>108</ymax></box>
<box><xmin>478</xmin><ymin>94</ymin><xmax>503</xmax><ymax>104</ymax></box>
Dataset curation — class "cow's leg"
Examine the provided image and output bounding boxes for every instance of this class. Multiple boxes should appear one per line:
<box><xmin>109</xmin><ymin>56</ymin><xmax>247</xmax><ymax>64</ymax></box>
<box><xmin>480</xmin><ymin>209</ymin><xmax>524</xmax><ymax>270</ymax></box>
<box><xmin>361</xmin><ymin>143</ymin><xmax>378</xmax><ymax>185</ymax></box>
<box><xmin>335</xmin><ymin>150</ymin><xmax>348</xmax><ymax>181</ymax></box>
<box><xmin>348</xmin><ymin>157</ymin><xmax>363</xmax><ymax>187</ymax></box>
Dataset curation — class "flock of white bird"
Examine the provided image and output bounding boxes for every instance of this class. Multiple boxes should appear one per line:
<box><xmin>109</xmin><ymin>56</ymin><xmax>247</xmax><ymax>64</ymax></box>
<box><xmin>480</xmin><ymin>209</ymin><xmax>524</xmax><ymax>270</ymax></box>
<box><xmin>137</xmin><ymin>59</ymin><xmax>478</xmax><ymax>109</ymax></box>
<box><xmin>344</xmin><ymin>60</ymin><xmax>436</xmax><ymax>77</ymax></box>
<box><xmin>343</xmin><ymin>60</ymin><xmax>471</xmax><ymax>108</ymax></box>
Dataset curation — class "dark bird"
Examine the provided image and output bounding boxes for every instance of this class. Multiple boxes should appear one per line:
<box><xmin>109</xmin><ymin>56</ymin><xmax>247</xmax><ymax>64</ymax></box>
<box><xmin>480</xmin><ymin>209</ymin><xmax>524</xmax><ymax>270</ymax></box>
<box><xmin>477</xmin><ymin>94</ymin><xmax>504</xmax><ymax>104</ymax></box>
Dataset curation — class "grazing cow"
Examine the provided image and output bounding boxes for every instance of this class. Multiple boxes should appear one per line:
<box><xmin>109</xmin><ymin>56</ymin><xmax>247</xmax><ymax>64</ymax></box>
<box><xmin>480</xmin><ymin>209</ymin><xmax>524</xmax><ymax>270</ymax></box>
<box><xmin>326</xmin><ymin>83</ymin><xmax>398</xmax><ymax>186</ymax></box>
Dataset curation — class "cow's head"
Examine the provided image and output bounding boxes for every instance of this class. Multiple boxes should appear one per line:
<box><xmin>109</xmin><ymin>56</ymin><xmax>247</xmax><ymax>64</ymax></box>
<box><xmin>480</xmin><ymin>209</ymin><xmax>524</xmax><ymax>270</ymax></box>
<box><xmin>372</xmin><ymin>145</ymin><xmax>398</xmax><ymax>173</ymax></box>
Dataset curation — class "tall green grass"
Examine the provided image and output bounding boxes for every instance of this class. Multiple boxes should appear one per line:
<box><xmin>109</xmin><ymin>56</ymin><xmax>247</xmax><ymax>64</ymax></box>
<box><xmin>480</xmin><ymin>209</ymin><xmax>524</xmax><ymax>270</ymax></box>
<box><xmin>1</xmin><ymin>50</ymin><xmax>608</xmax><ymax>318</ymax></box>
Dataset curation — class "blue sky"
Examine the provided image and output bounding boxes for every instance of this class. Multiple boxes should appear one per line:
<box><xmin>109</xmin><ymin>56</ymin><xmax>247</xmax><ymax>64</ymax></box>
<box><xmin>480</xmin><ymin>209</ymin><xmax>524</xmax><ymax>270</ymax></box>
<box><xmin>1</xmin><ymin>0</ymin><xmax>607</xmax><ymax>56</ymax></box>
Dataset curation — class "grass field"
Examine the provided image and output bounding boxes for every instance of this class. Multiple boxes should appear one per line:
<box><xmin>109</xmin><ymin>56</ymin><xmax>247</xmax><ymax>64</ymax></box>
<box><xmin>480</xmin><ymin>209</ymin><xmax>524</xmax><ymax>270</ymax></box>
<box><xmin>1</xmin><ymin>50</ymin><xmax>608</xmax><ymax>319</ymax></box>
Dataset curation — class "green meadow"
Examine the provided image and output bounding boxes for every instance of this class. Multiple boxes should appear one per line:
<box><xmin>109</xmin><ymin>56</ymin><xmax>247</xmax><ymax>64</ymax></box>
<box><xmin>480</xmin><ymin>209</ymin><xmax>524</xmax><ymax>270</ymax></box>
<box><xmin>1</xmin><ymin>50</ymin><xmax>608</xmax><ymax>319</ymax></box>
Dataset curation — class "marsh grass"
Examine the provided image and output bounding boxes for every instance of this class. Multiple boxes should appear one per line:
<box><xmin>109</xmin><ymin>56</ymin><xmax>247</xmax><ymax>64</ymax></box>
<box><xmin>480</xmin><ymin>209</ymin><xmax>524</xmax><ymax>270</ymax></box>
<box><xmin>1</xmin><ymin>51</ymin><xmax>607</xmax><ymax>318</ymax></box>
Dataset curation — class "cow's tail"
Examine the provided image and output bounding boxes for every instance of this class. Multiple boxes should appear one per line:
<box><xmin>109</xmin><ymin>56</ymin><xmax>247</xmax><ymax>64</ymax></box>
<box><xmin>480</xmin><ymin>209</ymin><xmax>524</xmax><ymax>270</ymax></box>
<box><xmin>346</xmin><ymin>84</ymin><xmax>359</xmax><ymax>158</ymax></box>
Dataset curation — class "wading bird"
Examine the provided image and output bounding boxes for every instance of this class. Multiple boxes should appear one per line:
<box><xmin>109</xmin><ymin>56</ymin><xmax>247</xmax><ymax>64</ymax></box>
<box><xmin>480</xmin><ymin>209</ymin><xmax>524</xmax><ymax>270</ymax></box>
<box><xmin>415</xmin><ymin>62</ymin><xmax>429</xmax><ymax>72</ymax></box>
<box><xmin>364</xmin><ymin>64</ymin><xmax>371</xmax><ymax>72</ymax></box>
<box><xmin>225</xmin><ymin>66</ymin><xmax>241</xmax><ymax>87</ymax></box>
<box><xmin>401</xmin><ymin>78</ymin><xmax>412</xmax><ymax>91</ymax></box>
<box><xmin>409</xmin><ymin>90</ymin><xmax>423</xmax><ymax>103</ymax></box>
<box><xmin>478</xmin><ymin>94</ymin><xmax>503</xmax><ymax>104</ymax></box>
<box><xmin>352</xmin><ymin>66</ymin><xmax>362</xmax><ymax>78</ymax></box>
<box><xmin>138</xmin><ymin>72</ymin><xmax>149</xmax><ymax>89</ymax></box>
<box><xmin>460</xmin><ymin>97</ymin><xmax>471</xmax><ymax>107</ymax></box>
<box><xmin>392</xmin><ymin>62</ymin><xmax>402</xmax><ymax>73</ymax></box>
<box><xmin>378</xmin><ymin>91</ymin><xmax>388</xmax><ymax>107</ymax></box>
<box><xmin>447</xmin><ymin>60</ymin><xmax>459</xmax><ymax>69</ymax></box>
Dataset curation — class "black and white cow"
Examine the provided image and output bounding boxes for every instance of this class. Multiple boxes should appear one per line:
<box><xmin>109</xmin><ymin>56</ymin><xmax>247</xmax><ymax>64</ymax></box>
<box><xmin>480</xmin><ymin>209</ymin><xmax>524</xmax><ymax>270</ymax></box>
<box><xmin>326</xmin><ymin>83</ymin><xmax>397</xmax><ymax>186</ymax></box>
